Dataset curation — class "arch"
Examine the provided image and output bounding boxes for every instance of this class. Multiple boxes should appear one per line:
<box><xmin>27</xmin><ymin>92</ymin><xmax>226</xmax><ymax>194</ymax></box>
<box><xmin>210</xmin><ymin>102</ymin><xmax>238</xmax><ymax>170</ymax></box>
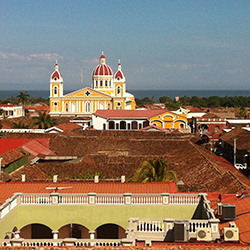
<box><xmin>109</xmin><ymin>121</ymin><xmax>115</xmax><ymax>130</ymax></box>
<box><xmin>58</xmin><ymin>223</ymin><xmax>89</xmax><ymax>239</ymax></box>
<box><xmin>151</xmin><ymin>120</ymin><xmax>163</xmax><ymax>128</ymax></box>
<box><xmin>54</xmin><ymin>86</ymin><xmax>58</xmax><ymax>96</ymax></box>
<box><xmin>180</xmin><ymin>123</ymin><xmax>185</xmax><ymax>129</ymax></box>
<box><xmin>72</xmin><ymin>102</ymin><xmax>76</xmax><ymax>112</ymax></box>
<box><xmin>143</xmin><ymin>120</ymin><xmax>150</xmax><ymax>128</ymax></box>
<box><xmin>117</xmin><ymin>86</ymin><xmax>121</xmax><ymax>95</ymax></box>
<box><xmin>214</xmin><ymin>125</ymin><xmax>220</xmax><ymax>133</ymax></box>
<box><xmin>131</xmin><ymin>121</ymin><xmax>138</xmax><ymax>130</ymax></box>
<box><xmin>201</xmin><ymin>134</ymin><xmax>209</xmax><ymax>143</ymax></box>
<box><xmin>162</xmin><ymin>114</ymin><xmax>174</xmax><ymax>121</ymax></box>
<box><xmin>20</xmin><ymin>223</ymin><xmax>53</xmax><ymax>239</ymax></box>
<box><xmin>120</xmin><ymin>121</ymin><xmax>126</xmax><ymax>130</ymax></box>
<box><xmin>65</xmin><ymin>103</ymin><xmax>69</xmax><ymax>112</ymax></box>
<box><xmin>198</xmin><ymin>124</ymin><xmax>209</xmax><ymax>130</ymax></box>
<box><xmin>95</xmin><ymin>223</ymin><xmax>126</xmax><ymax>239</ymax></box>
<box><xmin>85</xmin><ymin>102</ymin><xmax>91</xmax><ymax>113</ymax></box>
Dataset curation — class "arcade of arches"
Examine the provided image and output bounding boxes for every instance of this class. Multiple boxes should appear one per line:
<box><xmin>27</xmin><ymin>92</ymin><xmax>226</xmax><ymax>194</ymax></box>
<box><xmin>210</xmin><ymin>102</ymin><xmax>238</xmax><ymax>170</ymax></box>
<box><xmin>18</xmin><ymin>223</ymin><xmax>126</xmax><ymax>240</ymax></box>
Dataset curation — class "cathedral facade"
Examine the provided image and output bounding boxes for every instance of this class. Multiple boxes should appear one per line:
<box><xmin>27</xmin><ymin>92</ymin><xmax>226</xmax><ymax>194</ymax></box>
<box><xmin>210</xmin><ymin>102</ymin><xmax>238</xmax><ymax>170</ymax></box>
<box><xmin>49</xmin><ymin>54</ymin><xmax>136</xmax><ymax>116</ymax></box>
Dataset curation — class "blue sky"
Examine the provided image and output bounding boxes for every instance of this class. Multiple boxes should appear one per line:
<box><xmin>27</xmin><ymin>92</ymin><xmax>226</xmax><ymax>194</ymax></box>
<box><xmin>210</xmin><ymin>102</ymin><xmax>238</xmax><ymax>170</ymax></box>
<box><xmin>0</xmin><ymin>0</ymin><xmax>250</xmax><ymax>91</ymax></box>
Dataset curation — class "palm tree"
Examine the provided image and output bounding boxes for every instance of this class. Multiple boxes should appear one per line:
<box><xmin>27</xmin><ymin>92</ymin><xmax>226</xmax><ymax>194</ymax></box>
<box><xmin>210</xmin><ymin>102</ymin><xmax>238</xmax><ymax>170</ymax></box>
<box><xmin>16</xmin><ymin>91</ymin><xmax>30</xmax><ymax>116</ymax></box>
<box><xmin>13</xmin><ymin>121</ymin><xmax>29</xmax><ymax>129</ymax></box>
<box><xmin>32</xmin><ymin>111</ymin><xmax>57</xmax><ymax>129</ymax></box>
<box><xmin>135</xmin><ymin>158</ymin><xmax>177</xmax><ymax>182</ymax></box>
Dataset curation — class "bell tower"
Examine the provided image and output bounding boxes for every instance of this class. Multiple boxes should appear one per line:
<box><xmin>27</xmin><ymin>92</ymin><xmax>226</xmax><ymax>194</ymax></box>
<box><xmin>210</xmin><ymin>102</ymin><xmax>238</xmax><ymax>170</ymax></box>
<box><xmin>50</xmin><ymin>61</ymin><xmax>64</xmax><ymax>98</ymax></box>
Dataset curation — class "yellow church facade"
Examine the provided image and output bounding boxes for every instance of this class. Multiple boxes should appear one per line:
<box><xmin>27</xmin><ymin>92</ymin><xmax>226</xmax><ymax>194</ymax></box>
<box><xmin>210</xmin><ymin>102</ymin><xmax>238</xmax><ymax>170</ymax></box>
<box><xmin>50</xmin><ymin>54</ymin><xmax>136</xmax><ymax>116</ymax></box>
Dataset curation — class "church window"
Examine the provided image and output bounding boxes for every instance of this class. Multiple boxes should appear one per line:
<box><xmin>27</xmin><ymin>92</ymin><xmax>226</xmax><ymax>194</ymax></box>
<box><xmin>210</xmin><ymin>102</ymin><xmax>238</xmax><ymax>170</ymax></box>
<box><xmin>107</xmin><ymin>103</ymin><xmax>111</xmax><ymax>110</ymax></box>
<box><xmin>105</xmin><ymin>80</ymin><xmax>108</xmax><ymax>87</ymax></box>
<box><xmin>72</xmin><ymin>103</ymin><xmax>76</xmax><ymax>112</ymax></box>
<box><xmin>116</xmin><ymin>102</ymin><xmax>121</xmax><ymax>110</ymax></box>
<box><xmin>54</xmin><ymin>77</ymin><xmax>57</xmax><ymax>81</ymax></box>
<box><xmin>65</xmin><ymin>103</ymin><xmax>69</xmax><ymax>112</ymax></box>
<box><xmin>54</xmin><ymin>86</ymin><xmax>58</xmax><ymax>95</ymax></box>
<box><xmin>54</xmin><ymin>102</ymin><xmax>57</xmax><ymax>106</ymax></box>
<box><xmin>109</xmin><ymin>81</ymin><xmax>111</xmax><ymax>87</ymax></box>
<box><xmin>117</xmin><ymin>86</ymin><xmax>121</xmax><ymax>95</ymax></box>
<box><xmin>96</xmin><ymin>81</ymin><xmax>98</xmax><ymax>87</ymax></box>
<box><xmin>100</xmin><ymin>80</ymin><xmax>103</xmax><ymax>87</ymax></box>
<box><xmin>117</xmin><ymin>77</ymin><xmax>121</xmax><ymax>80</ymax></box>
<box><xmin>85</xmin><ymin>102</ymin><xmax>91</xmax><ymax>112</ymax></box>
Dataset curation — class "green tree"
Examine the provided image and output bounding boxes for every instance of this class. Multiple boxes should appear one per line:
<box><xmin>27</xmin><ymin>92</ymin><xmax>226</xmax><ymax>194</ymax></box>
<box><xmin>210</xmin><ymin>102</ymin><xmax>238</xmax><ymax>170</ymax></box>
<box><xmin>135</xmin><ymin>158</ymin><xmax>177</xmax><ymax>182</ymax></box>
<box><xmin>32</xmin><ymin>112</ymin><xmax>57</xmax><ymax>129</ymax></box>
<box><xmin>236</xmin><ymin>106</ymin><xmax>248</xmax><ymax>118</ymax></box>
<box><xmin>13</xmin><ymin>121</ymin><xmax>29</xmax><ymax>129</ymax></box>
<box><xmin>16</xmin><ymin>91</ymin><xmax>30</xmax><ymax>116</ymax></box>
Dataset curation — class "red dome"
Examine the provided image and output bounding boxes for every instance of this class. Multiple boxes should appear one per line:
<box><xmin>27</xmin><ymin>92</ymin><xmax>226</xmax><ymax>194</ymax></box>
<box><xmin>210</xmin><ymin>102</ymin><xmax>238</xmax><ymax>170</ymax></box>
<box><xmin>115</xmin><ymin>70</ymin><xmax>124</xmax><ymax>79</ymax></box>
<box><xmin>100</xmin><ymin>54</ymin><xmax>105</xmax><ymax>59</ymax></box>
<box><xmin>50</xmin><ymin>63</ymin><xmax>63</xmax><ymax>81</ymax></box>
<box><xmin>93</xmin><ymin>64</ymin><xmax>113</xmax><ymax>76</ymax></box>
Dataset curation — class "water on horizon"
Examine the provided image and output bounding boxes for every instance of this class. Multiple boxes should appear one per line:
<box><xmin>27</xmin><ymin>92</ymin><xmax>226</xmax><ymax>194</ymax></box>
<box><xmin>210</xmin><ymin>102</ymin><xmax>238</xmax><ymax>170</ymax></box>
<box><xmin>1</xmin><ymin>89</ymin><xmax>250</xmax><ymax>102</ymax></box>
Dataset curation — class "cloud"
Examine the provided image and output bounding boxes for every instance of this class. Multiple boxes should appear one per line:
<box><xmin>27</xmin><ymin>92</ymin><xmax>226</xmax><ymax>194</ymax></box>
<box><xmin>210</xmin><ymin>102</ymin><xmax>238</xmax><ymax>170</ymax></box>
<box><xmin>81</xmin><ymin>58</ymin><xmax>99</xmax><ymax>65</ymax></box>
<box><xmin>194</xmin><ymin>39</ymin><xmax>239</xmax><ymax>50</ymax></box>
<box><xmin>163</xmin><ymin>63</ymin><xmax>211</xmax><ymax>70</ymax></box>
<box><xmin>0</xmin><ymin>52</ymin><xmax>63</xmax><ymax>63</ymax></box>
<box><xmin>29</xmin><ymin>53</ymin><xmax>64</xmax><ymax>62</ymax></box>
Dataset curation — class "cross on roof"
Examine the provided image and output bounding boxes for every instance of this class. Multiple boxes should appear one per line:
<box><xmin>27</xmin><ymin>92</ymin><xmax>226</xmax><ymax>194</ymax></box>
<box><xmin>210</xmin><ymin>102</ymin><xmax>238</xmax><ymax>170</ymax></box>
<box><xmin>85</xmin><ymin>90</ymin><xmax>91</xmax><ymax>97</ymax></box>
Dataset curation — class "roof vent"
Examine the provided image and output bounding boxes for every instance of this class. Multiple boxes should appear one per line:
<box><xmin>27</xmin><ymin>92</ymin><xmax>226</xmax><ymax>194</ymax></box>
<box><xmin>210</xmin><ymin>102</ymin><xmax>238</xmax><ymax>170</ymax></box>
<box><xmin>21</xmin><ymin>174</ymin><xmax>25</xmax><ymax>182</ymax></box>
<box><xmin>94</xmin><ymin>175</ymin><xmax>99</xmax><ymax>183</ymax></box>
<box><xmin>53</xmin><ymin>175</ymin><xmax>58</xmax><ymax>183</ymax></box>
<box><xmin>121</xmin><ymin>175</ymin><xmax>125</xmax><ymax>183</ymax></box>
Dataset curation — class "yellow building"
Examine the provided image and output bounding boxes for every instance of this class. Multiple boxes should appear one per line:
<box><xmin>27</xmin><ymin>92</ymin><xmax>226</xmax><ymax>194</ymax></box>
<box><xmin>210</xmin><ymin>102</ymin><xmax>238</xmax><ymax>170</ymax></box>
<box><xmin>92</xmin><ymin>109</ymin><xmax>188</xmax><ymax>130</ymax></box>
<box><xmin>50</xmin><ymin>54</ymin><xmax>136</xmax><ymax>116</ymax></box>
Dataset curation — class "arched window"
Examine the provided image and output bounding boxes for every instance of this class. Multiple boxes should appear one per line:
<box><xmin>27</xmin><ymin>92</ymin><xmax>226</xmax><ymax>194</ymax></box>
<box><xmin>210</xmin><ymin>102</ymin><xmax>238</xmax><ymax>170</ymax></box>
<box><xmin>85</xmin><ymin>102</ymin><xmax>91</xmax><ymax>112</ymax></box>
<box><xmin>117</xmin><ymin>86</ymin><xmax>121</xmax><ymax>95</ymax></box>
<box><xmin>65</xmin><ymin>103</ymin><xmax>69</xmax><ymax>112</ymax></box>
<box><xmin>109</xmin><ymin>81</ymin><xmax>111</xmax><ymax>87</ymax></box>
<box><xmin>100</xmin><ymin>80</ymin><xmax>103</xmax><ymax>87</ymax></box>
<box><xmin>54</xmin><ymin>86</ymin><xmax>58</xmax><ymax>96</ymax></box>
<box><xmin>116</xmin><ymin>102</ymin><xmax>121</xmax><ymax>110</ymax></box>
<box><xmin>72</xmin><ymin>103</ymin><xmax>76</xmax><ymax>112</ymax></box>
<box><xmin>105</xmin><ymin>80</ymin><xmax>108</xmax><ymax>87</ymax></box>
<box><xmin>95</xmin><ymin>80</ymin><xmax>98</xmax><ymax>87</ymax></box>
<box><xmin>107</xmin><ymin>103</ymin><xmax>111</xmax><ymax>110</ymax></box>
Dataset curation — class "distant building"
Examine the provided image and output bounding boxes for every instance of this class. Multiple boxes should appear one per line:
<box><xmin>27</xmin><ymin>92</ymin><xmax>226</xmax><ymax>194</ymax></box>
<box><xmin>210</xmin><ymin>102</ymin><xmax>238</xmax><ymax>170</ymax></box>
<box><xmin>92</xmin><ymin>109</ymin><xmax>189</xmax><ymax>131</ymax></box>
<box><xmin>49</xmin><ymin>53</ymin><xmax>136</xmax><ymax>117</ymax></box>
<box><xmin>0</xmin><ymin>104</ymin><xmax>23</xmax><ymax>118</ymax></box>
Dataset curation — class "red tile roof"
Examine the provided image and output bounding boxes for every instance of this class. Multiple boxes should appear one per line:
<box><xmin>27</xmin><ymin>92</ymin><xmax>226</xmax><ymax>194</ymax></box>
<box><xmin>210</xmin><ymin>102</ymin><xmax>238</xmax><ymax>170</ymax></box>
<box><xmin>139</xmin><ymin>125</ymin><xmax>170</xmax><ymax>132</ymax></box>
<box><xmin>55</xmin><ymin>122</ymin><xmax>82</xmax><ymax>131</ymax></box>
<box><xmin>22</xmin><ymin>139</ymin><xmax>54</xmax><ymax>156</ymax></box>
<box><xmin>0</xmin><ymin>182</ymin><xmax>177</xmax><ymax>204</ymax></box>
<box><xmin>94</xmin><ymin>109</ymin><xmax>185</xmax><ymax>119</ymax></box>
<box><xmin>0</xmin><ymin>138</ymin><xmax>51</xmax><ymax>154</ymax></box>
<box><xmin>0</xmin><ymin>148</ymin><xmax>27</xmax><ymax>166</ymax></box>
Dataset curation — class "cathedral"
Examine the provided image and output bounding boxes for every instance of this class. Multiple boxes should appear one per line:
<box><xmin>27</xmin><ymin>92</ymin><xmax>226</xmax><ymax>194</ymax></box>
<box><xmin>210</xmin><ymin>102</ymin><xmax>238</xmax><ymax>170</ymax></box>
<box><xmin>49</xmin><ymin>53</ymin><xmax>136</xmax><ymax>116</ymax></box>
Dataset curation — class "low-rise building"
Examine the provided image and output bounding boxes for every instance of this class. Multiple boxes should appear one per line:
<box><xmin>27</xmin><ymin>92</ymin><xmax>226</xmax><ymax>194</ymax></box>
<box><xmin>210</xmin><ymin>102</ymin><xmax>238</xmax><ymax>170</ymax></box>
<box><xmin>0</xmin><ymin>104</ymin><xmax>23</xmax><ymax>118</ymax></box>
<box><xmin>92</xmin><ymin>109</ymin><xmax>189</xmax><ymax>131</ymax></box>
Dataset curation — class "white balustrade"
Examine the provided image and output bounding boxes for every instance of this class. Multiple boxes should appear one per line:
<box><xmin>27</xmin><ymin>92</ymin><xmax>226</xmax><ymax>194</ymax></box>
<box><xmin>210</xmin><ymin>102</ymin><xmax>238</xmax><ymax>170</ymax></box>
<box><xmin>189</xmin><ymin>220</ymin><xmax>210</xmax><ymax>233</ymax></box>
<box><xmin>137</xmin><ymin>220</ymin><xmax>165</xmax><ymax>232</ymax></box>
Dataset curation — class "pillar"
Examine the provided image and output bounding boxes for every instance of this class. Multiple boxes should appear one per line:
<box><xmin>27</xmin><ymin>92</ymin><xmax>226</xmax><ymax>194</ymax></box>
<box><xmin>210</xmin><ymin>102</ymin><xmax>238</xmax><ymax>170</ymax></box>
<box><xmin>52</xmin><ymin>230</ymin><xmax>59</xmax><ymax>239</ymax></box>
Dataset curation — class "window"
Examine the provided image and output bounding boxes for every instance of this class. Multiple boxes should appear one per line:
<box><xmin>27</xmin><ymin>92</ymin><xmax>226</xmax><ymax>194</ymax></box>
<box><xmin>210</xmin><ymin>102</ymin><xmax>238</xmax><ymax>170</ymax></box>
<box><xmin>65</xmin><ymin>103</ymin><xmax>69</xmax><ymax>112</ymax></box>
<box><xmin>100</xmin><ymin>80</ymin><xmax>103</xmax><ymax>87</ymax></box>
<box><xmin>54</xmin><ymin>86</ymin><xmax>58</xmax><ymax>95</ymax></box>
<box><xmin>96</xmin><ymin>81</ymin><xmax>98</xmax><ymax>87</ymax></box>
<box><xmin>116</xmin><ymin>102</ymin><xmax>121</xmax><ymax>110</ymax></box>
<box><xmin>117</xmin><ymin>86</ymin><xmax>121</xmax><ymax>95</ymax></box>
<box><xmin>107</xmin><ymin>103</ymin><xmax>111</xmax><ymax>110</ymax></box>
<box><xmin>85</xmin><ymin>102</ymin><xmax>91</xmax><ymax>112</ymax></box>
<box><xmin>109</xmin><ymin>81</ymin><xmax>111</xmax><ymax>87</ymax></box>
<box><xmin>54</xmin><ymin>77</ymin><xmax>57</xmax><ymax>81</ymax></box>
<box><xmin>54</xmin><ymin>102</ymin><xmax>58</xmax><ymax>106</ymax></box>
<box><xmin>105</xmin><ymin>80</ymin><xmax>108</xmax><ymax>87</ymax></box>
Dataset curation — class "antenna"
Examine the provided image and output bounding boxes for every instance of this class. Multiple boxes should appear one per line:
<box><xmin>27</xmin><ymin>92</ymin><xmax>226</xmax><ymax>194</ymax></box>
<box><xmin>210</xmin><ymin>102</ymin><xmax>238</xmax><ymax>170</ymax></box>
<box><xmin>46</xmin><ymin>186</ymin><xmax>73</xmax><ymax>192</ymax></box>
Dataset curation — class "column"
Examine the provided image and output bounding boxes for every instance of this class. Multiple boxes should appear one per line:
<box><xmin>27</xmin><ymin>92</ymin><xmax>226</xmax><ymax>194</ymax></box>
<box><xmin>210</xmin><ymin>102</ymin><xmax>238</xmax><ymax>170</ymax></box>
<box><xmin>52</xmin><ymin>230</ymin><xmax>59</xmax><ymax>239</ymax></box>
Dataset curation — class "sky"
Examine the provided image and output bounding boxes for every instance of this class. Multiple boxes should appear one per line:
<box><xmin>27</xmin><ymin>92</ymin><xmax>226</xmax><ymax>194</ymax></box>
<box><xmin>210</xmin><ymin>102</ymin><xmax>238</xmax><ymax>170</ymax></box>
<box><xmin>0</xmin><ymin>0</ymin><xmax>250</xmax><ymax>91</ymax></box>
